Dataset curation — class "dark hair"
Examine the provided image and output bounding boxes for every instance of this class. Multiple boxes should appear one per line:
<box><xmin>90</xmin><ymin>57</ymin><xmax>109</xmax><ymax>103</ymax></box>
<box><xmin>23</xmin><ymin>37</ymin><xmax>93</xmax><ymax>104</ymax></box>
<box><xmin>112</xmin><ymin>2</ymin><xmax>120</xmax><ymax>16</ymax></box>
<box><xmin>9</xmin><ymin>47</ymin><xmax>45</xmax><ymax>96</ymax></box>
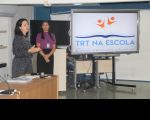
<box><xmin>41</xmin><ymin>20</ymin><xmax>54</xmax><ymax>41</ymax></box>
<box><xmin>14</xmin><ymin>18</ymin><xmax>28</xmax><ymax>37</ymax></box>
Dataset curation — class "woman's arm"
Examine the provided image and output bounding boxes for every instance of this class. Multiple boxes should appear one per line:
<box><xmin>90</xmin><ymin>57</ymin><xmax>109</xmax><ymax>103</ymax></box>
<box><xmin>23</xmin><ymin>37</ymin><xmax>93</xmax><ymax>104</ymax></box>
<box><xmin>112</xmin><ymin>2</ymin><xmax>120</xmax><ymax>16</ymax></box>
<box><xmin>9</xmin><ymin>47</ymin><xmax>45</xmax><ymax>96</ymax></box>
<box><xmin>47</xmin><ymin>44</ymin><xmax>56</xmax><ymax>58</ymax></box>
<box><xmin>36</xmin><ymin>33</ymin><xmax>45</xmax><ymax>56</ymax></box>
<box><xmin>28</xmin><ymin>45</ymin><xmax>41</xmax><ymax>53</ymax></box>
<box><xmin>14</xmin><ymin>37</ymin><xmax>40</xmax><ymax>55</ymax></box>
<box><xmin>36</xmin><ymin>43</ymin><xmax>50</xmax><ymax>63</ymax></box>
<box><xmin>46</xmin><ymin>34</ymin><xmax>57</xmax><ymax>58</ymax></box>
<box><xmin>36</xmin><ymin>43</ymin><xmax>45</xmax><ymax>57</ymax></box>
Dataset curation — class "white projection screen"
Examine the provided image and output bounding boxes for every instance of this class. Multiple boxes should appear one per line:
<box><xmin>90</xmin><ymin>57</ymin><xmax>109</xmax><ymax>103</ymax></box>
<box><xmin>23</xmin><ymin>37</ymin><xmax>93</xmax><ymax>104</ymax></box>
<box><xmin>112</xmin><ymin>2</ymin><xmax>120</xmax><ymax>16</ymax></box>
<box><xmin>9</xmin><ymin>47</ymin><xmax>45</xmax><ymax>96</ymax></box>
<box><xmin>71</xmin><ymin>9</ymin><xmax>140</xmax><ymax>55</ymax></box>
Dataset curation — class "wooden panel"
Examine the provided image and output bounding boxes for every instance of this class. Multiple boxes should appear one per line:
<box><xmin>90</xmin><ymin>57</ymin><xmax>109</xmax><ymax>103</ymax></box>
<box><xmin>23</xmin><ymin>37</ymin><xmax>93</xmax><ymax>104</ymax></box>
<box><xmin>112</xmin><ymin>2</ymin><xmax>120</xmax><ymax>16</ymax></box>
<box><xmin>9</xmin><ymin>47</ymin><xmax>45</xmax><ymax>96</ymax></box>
<box><xmin>20</xmin><ymin>78</ymin><xmax>58</xmax><ymax>99</ymax></box>
<box><xmin>97</xmin><ymin>60</ymin><xmax>112</xmax><ymax>73</ymax></box>
<box><xmin>95</xmin><ymin>59</ymin><xmax>119</xmax><ymax>73</ymax></box>
<box><xmin>74</xmin><ymin>59</ymin><xmax>118</xmax><ymax>74</ymax></box>
<box><xmin>0</xmin><ymin>93</ymin><xmax>18</xmax><ymax>99</ymax></box>
<box><xmin>76</xmin><ymin>60</ymin><xmax>93</xmax><ymax>74</ymax></box>
<box><xmin>0</xmin><ymin>76</ymin><xmax>58</xmax><ymax>99</ymax></box>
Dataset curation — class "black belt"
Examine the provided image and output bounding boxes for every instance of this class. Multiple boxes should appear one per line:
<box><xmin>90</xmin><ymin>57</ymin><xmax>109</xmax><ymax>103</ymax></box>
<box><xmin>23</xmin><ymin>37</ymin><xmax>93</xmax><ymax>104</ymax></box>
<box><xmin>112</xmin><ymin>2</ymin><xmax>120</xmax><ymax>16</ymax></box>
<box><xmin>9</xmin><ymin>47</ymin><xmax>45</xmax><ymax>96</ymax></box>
<box><xmin>15</xmin><ymin>56</ymin><xmax>31</xmax><ymax>58</ymax></box>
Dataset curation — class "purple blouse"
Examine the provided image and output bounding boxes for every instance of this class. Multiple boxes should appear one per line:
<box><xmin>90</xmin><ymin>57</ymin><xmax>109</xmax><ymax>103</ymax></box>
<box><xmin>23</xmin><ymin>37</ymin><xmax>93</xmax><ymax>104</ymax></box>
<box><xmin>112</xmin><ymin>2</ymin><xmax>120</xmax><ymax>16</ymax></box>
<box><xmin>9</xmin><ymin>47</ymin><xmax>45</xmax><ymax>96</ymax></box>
<box><xmin>36</xmin><ymin>32</ymin><xmax>56</xmax><ymax>50</ymax></box>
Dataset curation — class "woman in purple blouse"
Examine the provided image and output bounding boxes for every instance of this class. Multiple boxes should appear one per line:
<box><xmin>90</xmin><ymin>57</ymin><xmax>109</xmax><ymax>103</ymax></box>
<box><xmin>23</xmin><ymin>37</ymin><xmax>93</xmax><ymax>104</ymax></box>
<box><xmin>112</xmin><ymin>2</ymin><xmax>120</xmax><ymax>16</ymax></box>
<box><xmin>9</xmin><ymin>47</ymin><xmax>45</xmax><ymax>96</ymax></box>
<box><xmin>36</xmin><ymin>21</ymin><xmax>56</xmax><ymax>74</ymax></box>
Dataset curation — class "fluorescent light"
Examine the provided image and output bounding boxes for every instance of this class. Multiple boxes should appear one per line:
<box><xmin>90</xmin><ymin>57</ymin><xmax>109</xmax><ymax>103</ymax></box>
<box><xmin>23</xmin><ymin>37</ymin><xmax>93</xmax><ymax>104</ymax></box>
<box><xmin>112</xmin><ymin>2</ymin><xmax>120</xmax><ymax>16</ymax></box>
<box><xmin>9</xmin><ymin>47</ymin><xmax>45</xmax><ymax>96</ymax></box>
<box><xmin>73</xmin><ymin>3</ymin><xmax>82</xmax><ymax>5</ymax></box>
<box><xmin>46</xmin><ymin>3</ymin><xmax>100</xmax><ymax>7</ymax></box>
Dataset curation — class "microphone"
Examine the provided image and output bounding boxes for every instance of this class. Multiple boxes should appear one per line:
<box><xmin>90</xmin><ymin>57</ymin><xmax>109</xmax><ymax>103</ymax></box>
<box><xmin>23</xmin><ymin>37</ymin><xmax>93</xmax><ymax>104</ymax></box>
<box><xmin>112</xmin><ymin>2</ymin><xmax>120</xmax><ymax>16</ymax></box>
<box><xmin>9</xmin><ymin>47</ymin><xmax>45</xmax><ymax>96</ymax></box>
<box><xmin>0</xmin><ymin>75</ymin><xmax>14</xmax><ymax>95</ymax></box>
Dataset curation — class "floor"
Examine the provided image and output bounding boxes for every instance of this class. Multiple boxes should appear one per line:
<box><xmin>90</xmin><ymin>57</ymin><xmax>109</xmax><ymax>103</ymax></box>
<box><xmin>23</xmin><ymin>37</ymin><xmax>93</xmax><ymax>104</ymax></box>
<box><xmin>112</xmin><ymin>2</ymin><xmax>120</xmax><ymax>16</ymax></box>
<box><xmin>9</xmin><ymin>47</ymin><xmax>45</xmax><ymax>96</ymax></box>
<box><xmin>58</xmin><ymin>80</ymin><xmax>150</xmax><ymax>99</ymax></box>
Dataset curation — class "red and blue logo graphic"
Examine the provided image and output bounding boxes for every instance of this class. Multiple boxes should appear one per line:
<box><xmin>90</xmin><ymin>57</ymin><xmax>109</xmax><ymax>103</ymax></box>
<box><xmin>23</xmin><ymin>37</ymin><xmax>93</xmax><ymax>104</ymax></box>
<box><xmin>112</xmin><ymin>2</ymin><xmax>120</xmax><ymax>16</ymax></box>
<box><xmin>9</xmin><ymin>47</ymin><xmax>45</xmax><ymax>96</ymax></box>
<box><xmin>75</xmin><ymin>17</ymin><xmax>135</xmax><ymax>39</ymax></box>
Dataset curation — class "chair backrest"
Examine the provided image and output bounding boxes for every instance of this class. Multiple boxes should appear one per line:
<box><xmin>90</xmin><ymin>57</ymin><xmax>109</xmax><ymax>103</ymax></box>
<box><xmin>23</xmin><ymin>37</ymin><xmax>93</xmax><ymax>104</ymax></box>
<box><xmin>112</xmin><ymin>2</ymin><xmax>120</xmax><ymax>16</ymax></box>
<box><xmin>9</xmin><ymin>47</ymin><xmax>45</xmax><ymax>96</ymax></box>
<box><xmin>67</xmin><ymin>67</ymin><xmax>72</xmax><ymax>70</ymax></box>
<box><xmin>67</xmin><ymin>67</ymin><xmax>73</xmax><ymax>75</ymax></box>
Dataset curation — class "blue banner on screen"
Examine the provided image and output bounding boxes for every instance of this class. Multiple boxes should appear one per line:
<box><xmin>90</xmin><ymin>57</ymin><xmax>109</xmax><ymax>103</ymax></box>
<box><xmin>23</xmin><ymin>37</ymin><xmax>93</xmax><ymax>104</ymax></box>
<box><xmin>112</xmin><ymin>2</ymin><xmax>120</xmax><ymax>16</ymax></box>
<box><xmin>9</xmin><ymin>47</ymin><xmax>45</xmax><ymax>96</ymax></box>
<box><xmin>72</xmin><ymin>11</ymin><xmax>139</xmax><ymax>55</ymax></box>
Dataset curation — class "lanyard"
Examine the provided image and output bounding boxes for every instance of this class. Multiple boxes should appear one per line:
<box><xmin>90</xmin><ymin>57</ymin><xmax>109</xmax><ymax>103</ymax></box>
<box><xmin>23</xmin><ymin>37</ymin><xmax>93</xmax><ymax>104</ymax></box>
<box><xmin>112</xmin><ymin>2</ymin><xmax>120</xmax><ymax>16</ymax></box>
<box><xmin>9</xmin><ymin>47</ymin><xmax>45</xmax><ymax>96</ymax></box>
<box><xmin>44</xmin><ymin>34</ymin><xmax>50</xmax><ymax>43</ymax></box>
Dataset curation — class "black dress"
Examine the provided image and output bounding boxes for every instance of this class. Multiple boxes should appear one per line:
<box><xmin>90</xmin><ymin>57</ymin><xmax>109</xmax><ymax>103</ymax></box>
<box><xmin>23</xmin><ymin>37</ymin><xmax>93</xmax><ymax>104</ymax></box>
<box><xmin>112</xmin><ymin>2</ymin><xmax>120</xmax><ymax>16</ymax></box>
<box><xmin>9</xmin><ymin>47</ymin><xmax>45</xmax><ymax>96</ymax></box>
<box><xmin>37</xmin><ymin>49</ymin><xmax>54</xmax><ymax>74</ymax></box>
<box><xmin>12</xmin><ymin>35</ymin><xmax>33</xmax><ymax>78</ymax></box>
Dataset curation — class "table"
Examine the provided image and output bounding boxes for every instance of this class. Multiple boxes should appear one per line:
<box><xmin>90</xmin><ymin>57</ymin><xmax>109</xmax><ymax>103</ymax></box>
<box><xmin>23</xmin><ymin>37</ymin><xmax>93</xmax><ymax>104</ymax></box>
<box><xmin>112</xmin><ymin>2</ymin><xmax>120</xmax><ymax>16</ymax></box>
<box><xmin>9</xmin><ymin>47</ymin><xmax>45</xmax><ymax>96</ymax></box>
<box><xmin>95</xmin><ymin>59</ymin><xmax>118</xmax><ymax>88</ymax></box>
<box><xmin>73</xmin><ymin>60</ymin><xmax>92</xmax><ymax>89</ymax></box>
<box><xmin>0</xmin><ymin>75</ymin><xmax>58</xmax><ymax>99</ymax></box>
<box><xmin>73</xmin><ymin>57</ymin><xmax>136</xmax><ymax>91</ymax></box>
<box><xmin>72</xmin><ymin>59</ymin><xmax>119</xmax><ymax>89</ymax></box>
<box><xmin>0</xmin><ymin>92</ymin><xmax>20</xmax><ymax>99</ymax></box>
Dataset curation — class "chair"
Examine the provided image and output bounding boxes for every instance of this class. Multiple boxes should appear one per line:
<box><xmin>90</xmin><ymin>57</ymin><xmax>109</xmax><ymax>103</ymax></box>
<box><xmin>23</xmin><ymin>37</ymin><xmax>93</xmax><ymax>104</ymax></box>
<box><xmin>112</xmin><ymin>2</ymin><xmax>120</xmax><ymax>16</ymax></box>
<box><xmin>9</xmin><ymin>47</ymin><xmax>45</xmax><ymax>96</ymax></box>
<box><xmin>66</xmin><ymin>67</ymin><xmax>74</xmax><ymax>88</ymax></box>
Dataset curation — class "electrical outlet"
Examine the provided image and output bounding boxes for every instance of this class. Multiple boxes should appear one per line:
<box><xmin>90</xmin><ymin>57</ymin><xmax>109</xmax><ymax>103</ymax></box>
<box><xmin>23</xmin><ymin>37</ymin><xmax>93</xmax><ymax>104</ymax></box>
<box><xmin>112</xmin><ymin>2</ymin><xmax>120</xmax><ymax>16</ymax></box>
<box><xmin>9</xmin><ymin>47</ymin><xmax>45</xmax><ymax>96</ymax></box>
<box><xmin>4</xmin><ymin>74</ymin><xmax>6</xmax><ymax>78</ymax></box>
<box><xmin>6</xmin><ymin>73</ymin><xmax>8</xmax><ymax>79</ymax></box>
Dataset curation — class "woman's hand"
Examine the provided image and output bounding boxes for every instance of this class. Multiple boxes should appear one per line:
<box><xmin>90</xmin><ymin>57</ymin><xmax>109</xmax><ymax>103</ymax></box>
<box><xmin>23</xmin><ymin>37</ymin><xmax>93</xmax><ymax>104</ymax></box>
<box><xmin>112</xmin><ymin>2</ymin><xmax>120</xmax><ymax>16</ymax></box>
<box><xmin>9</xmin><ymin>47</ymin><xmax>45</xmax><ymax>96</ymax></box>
<box><xmin>28</xmin><ymin>45</ymin><xmax>41</xmax><ymax>53</ymax></box>
<box><xmin>45</xmin><ymin>58</ymin><xmax>50</xmax><ymax>63</ymax></box>
<box><xmin>43</xmin><ymin>55</ymin><xmax>50</xmax><ymax>63</ymax></box>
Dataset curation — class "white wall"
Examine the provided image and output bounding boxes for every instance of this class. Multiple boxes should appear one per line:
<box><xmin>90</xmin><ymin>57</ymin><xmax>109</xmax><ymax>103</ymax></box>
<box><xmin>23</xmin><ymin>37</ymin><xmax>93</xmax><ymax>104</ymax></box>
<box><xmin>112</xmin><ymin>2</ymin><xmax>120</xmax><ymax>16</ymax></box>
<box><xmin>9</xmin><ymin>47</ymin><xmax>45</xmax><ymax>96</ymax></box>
<box><xmin>114</xmin><ymin>9</ymin><xmax>150</xmax><ymax>81</ymax></box>
<box><xmin>11</xmin><ymin>6</ymin><xmax>34</xmax><ymax>42</ymax></box>
<box><xmin>0</xmin><ymin>0</ymin><xmax>149</xmax><ymax>5</ymax></box>
<box><xmin>51</xmin><ymin>9</ymin><xmax>150</xmax><ymax>81</ymax></box>
<box><xmin>0</xmin><ymin>17</ymin><xmax>11</xmax><ymax>69</ymax></box>
<box><xmin>0</xmin><ymin>17</ymin><xmax>11</xmax><ymax>81</ymax></box>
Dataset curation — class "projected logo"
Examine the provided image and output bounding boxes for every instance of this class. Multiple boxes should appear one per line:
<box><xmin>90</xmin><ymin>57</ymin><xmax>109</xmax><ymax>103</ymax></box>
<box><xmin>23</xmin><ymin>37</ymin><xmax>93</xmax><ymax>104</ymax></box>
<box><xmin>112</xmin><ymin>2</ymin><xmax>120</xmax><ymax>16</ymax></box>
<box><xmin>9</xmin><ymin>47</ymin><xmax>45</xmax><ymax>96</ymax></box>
<box><xmin>96</xmin><ymin>17</ymin><xmax>117</xmax><ymax>29</ymax></box>
<box><xmin>73</xmin><ymin>13</ymin><xmax>137</xmax><ymax>53</ymax></box>
<box><xmin>75</xmin><ymin>17</ymin><xmax>135</xmax><ymax>39</ymax></box>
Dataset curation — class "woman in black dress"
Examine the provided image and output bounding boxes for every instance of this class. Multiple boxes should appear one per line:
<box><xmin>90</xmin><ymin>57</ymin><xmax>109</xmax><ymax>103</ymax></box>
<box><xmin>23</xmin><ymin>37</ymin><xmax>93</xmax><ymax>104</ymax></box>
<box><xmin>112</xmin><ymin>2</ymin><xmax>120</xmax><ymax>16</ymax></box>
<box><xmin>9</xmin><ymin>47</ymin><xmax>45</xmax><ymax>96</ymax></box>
<box><xmin>36</xmin><ymin>21</ymin><xmax>56</xmax><ymax>74</ymax></box>
<box><xmin>12</xmin><ymin>18</ymin><xmax>41</xmax><ymax>78</ymax></box>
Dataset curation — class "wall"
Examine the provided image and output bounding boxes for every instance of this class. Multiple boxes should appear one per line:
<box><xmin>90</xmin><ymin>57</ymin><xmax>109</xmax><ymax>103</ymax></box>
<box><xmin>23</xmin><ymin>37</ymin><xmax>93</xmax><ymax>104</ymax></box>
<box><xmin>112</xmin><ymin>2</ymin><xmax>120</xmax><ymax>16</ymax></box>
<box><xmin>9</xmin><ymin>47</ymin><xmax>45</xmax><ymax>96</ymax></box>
<box><xmin>114</xmin><ymin>9</ymin><xmax>150</xmax><ymax>81</ymax></box>
<box><xmin>34</xmin><ymin>6</ymin><xmax>50</xmax><ymax>20</ymax></box>
<box><xmin>0</xmin><ymin>17</ymin><xmax>11</xmax><ymax>78</ymax></box>
<box><xmin>50</xmin><ymin>2</ymin><xmax>150</xmax><ymax>14</ymax></box>
<box><xmin>34</xmin><ymin>2</ymin><xmax>150</xmax><ymax>20</ymax></box>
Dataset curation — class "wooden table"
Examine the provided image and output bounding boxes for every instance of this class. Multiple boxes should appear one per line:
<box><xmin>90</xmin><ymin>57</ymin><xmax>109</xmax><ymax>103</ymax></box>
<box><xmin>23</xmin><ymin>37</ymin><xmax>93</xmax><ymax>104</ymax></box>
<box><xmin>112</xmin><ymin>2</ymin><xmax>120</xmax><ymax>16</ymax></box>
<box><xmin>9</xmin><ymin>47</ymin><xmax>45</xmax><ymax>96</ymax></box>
<box><xmin>0</xmin><ymin>75</ymin><xmax>58</xmax><ymax>99</ymax></box>
<box><xmin>0</xmin><ymin>93</ymin><xmax>20</xmax><ymax>99</ymax></box>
